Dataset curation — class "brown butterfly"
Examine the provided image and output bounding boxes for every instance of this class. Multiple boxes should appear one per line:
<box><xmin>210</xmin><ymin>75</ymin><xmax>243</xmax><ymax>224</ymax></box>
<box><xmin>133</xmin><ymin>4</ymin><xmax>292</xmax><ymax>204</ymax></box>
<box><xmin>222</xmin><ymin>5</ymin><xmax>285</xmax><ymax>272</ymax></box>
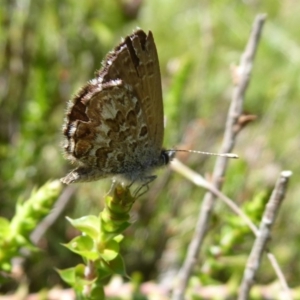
<box><xmin>61</xmin><ymin>30</ymin><xmax>174</xmax><ymax>184</ymax></box>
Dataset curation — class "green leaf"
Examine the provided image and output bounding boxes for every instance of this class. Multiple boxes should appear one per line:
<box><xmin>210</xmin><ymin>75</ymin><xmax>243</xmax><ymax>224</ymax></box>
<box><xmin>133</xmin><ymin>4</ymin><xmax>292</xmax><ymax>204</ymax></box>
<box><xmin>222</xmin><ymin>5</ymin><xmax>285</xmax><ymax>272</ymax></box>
<box><xmin>63</xmin><ymin>235</ymin><xmax>99</xmax><ymax>261</ymax></box>
<box><xmin>108</xmin><ymin>254</ymin><xmax>127</xmax><ymax>277</ymax></box>
<box><xmin>57</xmin><ymin>264</ymin><xmax>86</xmax><ymax>286</ymax></box>
<box><xmin>57</xmin><ymin>266</ymin><xmax>77</xmax><ymax>286</ymax></box>
<box><xmin>113</xmin><ymin>234</ymin><xmax>124</xmax><ymax>243</ymax></box>
<box><xmin>98</xmin><ymin>239</ymin><xmax>119</xmax><ymax>262</ymax></box>
<box><xmin>66</xmin><ymin>215</ymin><xmax>99</xmax><ymax>239</ymax></box>
<box><xmin>57</xmin><ymin>264</ymin><xmax>96</xmax><ymax>291</ymax></box>
<box><xmin>89</xmin><ymin>259</ymin><xmax>113</xmax><ymax>282</ymax></box>
<box><xmin>90</xmin><ymin>286</ymin><xmax>105</xmax><ymax>299</ymax></box>
<box><xmin>101</xmin><ymin>217</ymin><xmax>131</xmax><ymax>234</ymax></box>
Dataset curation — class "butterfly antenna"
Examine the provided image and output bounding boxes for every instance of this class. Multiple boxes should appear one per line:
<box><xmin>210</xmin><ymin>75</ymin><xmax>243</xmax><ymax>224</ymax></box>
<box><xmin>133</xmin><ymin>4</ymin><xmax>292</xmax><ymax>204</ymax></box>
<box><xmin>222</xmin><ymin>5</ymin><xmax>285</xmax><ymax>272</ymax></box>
<box><xmin>167</xmin><ymin>149</ymin><xmax>238</xmax><ymax>159</ymax></box>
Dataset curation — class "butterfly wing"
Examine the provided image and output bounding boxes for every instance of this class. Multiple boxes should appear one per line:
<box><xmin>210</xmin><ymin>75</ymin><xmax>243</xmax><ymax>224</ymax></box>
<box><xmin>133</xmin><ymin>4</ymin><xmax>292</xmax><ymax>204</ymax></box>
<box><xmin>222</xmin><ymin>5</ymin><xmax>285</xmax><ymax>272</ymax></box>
<box><xmin>99</xmin><ymin>30</ymin><xmax>164</xmax><ymax>152</ymax></box>
<box><xmin>61</xmin><ymin>30</ymin><xmax>165</xmax><ymax>184</ymax></box>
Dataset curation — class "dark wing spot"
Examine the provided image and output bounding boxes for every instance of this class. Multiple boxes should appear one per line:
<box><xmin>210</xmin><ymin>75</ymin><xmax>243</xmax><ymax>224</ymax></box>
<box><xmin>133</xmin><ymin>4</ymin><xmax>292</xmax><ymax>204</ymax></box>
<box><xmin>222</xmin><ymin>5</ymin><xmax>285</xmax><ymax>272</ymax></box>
<box><xmin>74</xmin><ymin>140</ymin><xmax>93</xmax><ymax>158</ymax></box>
<box><xmin>124</xmin><ymin>36</ymin><xmax>140</xmax><ymax>69</ymax></box>
<box><xmin>105</xmin><ymin>111</ymin><xmax>125</xmax><ymax>132</ymax></box>
<box><xmin>75</xmin><ymin>123</ymin><xmax>92</xmax><ymax>139</ymax></box>
<box><xmin>67</xmin><ymin>83</ymin><xmax>98</xmax><ymax>123</ymax></box>
<box><xmin>96</xmin><ymin>147</ymin><xmax>113</xmax><ymax>168</ymax></box>
<box><xmin>68</xmin><ymin>101</ymin><xmax>89</xmax><ymax>123</ymax></box>
<box><xmin>96</xmin><ymin>147</ymin><xmax>112</xmax><ymax>158</ymax></box>
<box><xmin>115</xmin><ymin>110</ymin><xmax>125</xmax><ymax>124</ymax></box>
<box><xmin>126</xmin><ymin>110</ymin><xmax>137</xmax><ymax>127</ymax></box>
<box><xmin>107</xmin><ymin>130</ymin><xmax>127</xmax><ymax>143</ymax></box>
<box><xmin>105</xmin><ymin>118</ymin><xmax>120</xmax><ymax>132</ymax></box>
<box><xmin>139</xmin><ymin>125</ymin><xmax>148</xmax><ymax>137</ymax></box>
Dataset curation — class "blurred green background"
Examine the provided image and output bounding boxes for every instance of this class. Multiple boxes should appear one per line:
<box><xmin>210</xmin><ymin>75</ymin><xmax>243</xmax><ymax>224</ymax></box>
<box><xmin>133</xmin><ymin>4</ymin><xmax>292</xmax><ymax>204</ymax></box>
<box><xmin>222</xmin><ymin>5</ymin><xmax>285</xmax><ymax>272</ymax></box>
<box><xmin>1</xmin><ymin>0</ymin><xmax>300</xmax><ymax>296</ymax></box>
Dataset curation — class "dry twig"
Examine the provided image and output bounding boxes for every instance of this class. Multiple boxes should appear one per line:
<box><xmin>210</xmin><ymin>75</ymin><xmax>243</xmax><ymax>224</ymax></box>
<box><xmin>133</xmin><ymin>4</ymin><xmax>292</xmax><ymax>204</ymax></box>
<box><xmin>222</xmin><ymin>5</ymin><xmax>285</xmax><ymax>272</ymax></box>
<box><xmin>31</xmin><ymin>185</ymin><xmax>77</xmax><ymax>245</ymax></box>
<box><xmin>238</xmin><ymin>170</ymin><xmax>292</xmax><ymax>300</ymax></box>
<box><xmin>171</xmin><ymin>14</ymin><xmax>267</xmax><ymax>300</ymax></box>
<box><xmin>171</xmin><ymin>160</ymin><xmax>292</xmax><ymax>298</ymax></box>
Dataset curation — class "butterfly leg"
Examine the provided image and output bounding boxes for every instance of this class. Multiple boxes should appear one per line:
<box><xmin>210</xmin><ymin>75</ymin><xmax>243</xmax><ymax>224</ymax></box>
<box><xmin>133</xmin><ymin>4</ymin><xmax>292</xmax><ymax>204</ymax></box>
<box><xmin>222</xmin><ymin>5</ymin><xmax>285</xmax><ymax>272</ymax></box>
<box><xmin>133</xmin><ymin>175</ymin><xmax>157</xmax><ymax>198</ymax></box>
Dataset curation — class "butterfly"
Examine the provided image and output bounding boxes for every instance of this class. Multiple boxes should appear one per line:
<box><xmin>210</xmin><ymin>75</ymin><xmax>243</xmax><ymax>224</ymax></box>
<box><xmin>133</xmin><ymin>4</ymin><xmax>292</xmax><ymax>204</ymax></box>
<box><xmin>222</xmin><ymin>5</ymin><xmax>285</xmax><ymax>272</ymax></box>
<box><xmin>61</xmin><ymin>30</ymin><xmax>174</xmax><ymax>185</ymax></box>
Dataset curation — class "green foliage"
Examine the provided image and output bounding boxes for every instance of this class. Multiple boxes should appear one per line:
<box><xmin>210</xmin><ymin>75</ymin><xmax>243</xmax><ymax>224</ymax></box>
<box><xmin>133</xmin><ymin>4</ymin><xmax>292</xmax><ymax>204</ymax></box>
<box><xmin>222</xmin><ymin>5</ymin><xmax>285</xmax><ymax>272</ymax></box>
<box><xmin>0</xmin><ymin>181</ymin><xmax>62</xmax><ymax>274</ymax></box>
<box><xmin>201</xmin><ymin>191</ymin><xmax>269</xmax><ymax>281</ymax></box>
<box><xmin>58</xmin><ymin>185</ymin><xmax>134</xmax><ymax>299</ymax></box>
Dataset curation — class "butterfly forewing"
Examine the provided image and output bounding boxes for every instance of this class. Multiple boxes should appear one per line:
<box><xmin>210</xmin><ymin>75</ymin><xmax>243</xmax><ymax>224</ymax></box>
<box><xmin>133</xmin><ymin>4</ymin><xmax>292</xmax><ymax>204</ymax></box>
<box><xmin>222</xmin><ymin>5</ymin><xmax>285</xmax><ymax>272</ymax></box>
<box><xmin>99</xmin><ymin>30</ymin><xmax>164</xmax><ymax>150</ymax></box>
